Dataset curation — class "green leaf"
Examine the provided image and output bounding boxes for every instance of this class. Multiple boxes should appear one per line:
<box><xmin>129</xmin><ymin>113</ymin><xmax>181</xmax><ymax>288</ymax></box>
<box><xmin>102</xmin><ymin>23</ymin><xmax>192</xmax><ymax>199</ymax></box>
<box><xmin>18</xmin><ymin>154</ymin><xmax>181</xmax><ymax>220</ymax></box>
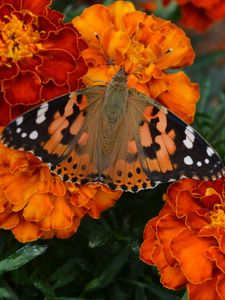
<box><xmin>0</xmin><ymin>287</ymin><xmax>13</xmax><ymax>298</ymax></box>
<box><xmin>82</xmin><ymin>247</ymin><xmax>129</xmax><ymax>294</ymax></box>
<box><xmin>32</xmin><ymin>276</ymin><xmax>55</xmax><ymax>299</ymax></box>
<box><xmin>135</xmin><ymin>287</ymin><xmax>148</xmax><ymax>300</ymax></box>
<box><xmin>181</xmin><ymin>290</ymin><xmax>188</xmax><ymax>300</ymax></box>
<box><xmin>50</xmin><ymin>259</ymin><xmax>78</xmax><ymax>289</ymax></box>
<box><xmin>0</xmin><ymin>244</ymin><xmax>47</xmax><ymax>275</ymax></box>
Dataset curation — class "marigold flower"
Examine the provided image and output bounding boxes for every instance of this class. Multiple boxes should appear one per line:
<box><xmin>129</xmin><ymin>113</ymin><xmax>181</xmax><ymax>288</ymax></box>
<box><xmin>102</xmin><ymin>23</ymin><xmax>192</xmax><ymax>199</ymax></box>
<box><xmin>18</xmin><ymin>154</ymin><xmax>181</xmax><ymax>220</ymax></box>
<box><xmin>140</xmin><ymin>177</ymin><xmax>225</xmax><ymax>300</ymax></box>
<box><xmin>0</xmin><ymin>0</ymin><xmax>88</xmax><ymax>126</ymax></box>
<box><xmin>72</xmin><ymin>1</ymin><xmax>199</xmax><ymax>123</ymax></box>
<box><xmin>164</xmin><ymin>0</ymin><xmax>225</xmax><ymax>31</ymax></box>
<box><xmin>0</xmin><ymin>130</ymin><xmax>122</xmax><ymax>242</ymax></box>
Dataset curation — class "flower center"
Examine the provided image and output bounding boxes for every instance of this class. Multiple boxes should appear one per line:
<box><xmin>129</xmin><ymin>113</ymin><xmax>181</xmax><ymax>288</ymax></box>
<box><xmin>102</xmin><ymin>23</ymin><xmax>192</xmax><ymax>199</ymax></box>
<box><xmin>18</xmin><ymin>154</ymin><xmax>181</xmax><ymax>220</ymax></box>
<box><xmin>125</xmin><ymin>39</ymin><xmax>152</xmax><ymax>74</ymax></box>
<box><xmin>209</xmin><ymin>205</ymin><xmax>225</xmax><ymax>229</ymax></box>
<box><xmin>207</xmin><ymin>187</ymin><xmax>225</xmax><ymax>229</ymax></box>
<box><xmin>0</xmin><ymin>14</ymin><xmax>43</xmax><ymax>67</ymax></box>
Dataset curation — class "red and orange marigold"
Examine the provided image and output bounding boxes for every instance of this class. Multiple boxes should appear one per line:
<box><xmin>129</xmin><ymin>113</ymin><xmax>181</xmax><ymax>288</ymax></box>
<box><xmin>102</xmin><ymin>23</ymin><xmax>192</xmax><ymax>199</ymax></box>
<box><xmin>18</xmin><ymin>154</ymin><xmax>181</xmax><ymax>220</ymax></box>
<box><xmin>163</xmin><ymin>0</ymin><xmax>225</xmax><ymax>32</ymax></box>
<box><xmin>72</xmin><ymin>1</ymin><xmax>199</xmax><ymax>124</ymax></box>
<box><xmin>0</xmin><ymin>129</ymin><xmax>122</xmax><ymax>242</ymax></box>
<box><xmin>0</xmin><ymin>0</ymin><xmax>88</xmax><ymax>126</ymax></box>
<box><xmin>140</xmin><ymin>177</ymin><xmax>225</xmax><ymax>300</ymax></box>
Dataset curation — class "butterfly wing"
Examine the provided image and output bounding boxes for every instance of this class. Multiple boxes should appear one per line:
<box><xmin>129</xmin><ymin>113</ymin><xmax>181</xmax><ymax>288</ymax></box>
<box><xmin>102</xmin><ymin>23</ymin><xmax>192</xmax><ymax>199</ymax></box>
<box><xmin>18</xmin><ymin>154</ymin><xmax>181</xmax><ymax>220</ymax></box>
<box><xmin>1</xmin><ymin>87</ymin><xmax>105</xmax><ymax>165</ymax></box>
<box><xmin>130</xmin><ymin>89</ymin><xmax>224</xmax><ymax>187</ymax></box>
<box><xmin>1</xmin><ymin>84</ymin><xmax>224</xmax><ymax>193</ymax></box>
<box><xmin>79</xmin><ymin>88</ymin><xmax>224</xmax><ymax>192</ymax></box>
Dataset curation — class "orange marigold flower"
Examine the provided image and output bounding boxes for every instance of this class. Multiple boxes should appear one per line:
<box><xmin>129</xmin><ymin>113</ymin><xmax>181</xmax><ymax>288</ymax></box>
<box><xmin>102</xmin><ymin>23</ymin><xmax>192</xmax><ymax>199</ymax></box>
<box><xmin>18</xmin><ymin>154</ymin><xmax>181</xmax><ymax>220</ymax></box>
<box><xmin>140</xmin><ymin>177</ymin><xmax>225</xmax><ymax>300</ymax></box>
<box><xmin>72</xmin><ymin>1</ymin><xmax>199</xmax><ymax>123</ymax></box>
<box><xmin>164</xmin><ymin>0</ymin><xmax>225</xmax><ymax>31</ymax></box>
<box><xmin>0</xmin><ymin>130</ymin><xmax>122</xmax><ymax>242</ymax></box>
<box><xmin>0</xmin><ymin>0</ymin><xmax>88</xmax><ymax>126</ymax></box>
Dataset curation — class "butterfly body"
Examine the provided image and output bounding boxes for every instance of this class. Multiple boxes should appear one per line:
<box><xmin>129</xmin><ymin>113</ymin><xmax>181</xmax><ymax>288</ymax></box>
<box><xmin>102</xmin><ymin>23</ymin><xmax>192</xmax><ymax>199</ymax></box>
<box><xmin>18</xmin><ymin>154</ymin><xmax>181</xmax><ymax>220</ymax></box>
<box><xmin>1</xmin><ymin>68</ymin><xmax>224</xmax><ymax>192</ymax></box>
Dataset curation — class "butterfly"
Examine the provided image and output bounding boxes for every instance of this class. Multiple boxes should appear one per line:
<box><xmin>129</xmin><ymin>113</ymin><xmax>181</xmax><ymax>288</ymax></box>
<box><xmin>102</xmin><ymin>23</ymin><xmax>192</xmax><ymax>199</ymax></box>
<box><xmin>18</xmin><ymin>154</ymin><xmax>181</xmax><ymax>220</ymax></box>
<box><xmin>1</xmin><ymin>68</ymin><xmax>224</xmax><ymax>192</ymax></box>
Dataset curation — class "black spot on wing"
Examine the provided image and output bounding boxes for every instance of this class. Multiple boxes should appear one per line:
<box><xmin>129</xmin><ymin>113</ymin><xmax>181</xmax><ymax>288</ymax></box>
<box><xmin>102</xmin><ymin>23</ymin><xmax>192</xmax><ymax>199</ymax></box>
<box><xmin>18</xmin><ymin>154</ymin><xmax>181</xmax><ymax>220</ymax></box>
<box><xmin>143</xmin><ymin>143</ymin><xmax>160</xmax><ymax>159</ymax></box>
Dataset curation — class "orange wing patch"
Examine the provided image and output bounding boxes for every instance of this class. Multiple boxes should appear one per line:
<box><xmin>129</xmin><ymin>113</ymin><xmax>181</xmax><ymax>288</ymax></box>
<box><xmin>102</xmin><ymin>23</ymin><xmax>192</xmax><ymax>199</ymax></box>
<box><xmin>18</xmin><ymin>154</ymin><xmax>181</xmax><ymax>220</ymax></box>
<box><xmin>140</xmin><ymin>106</ymin><xmax>177</xmax><ymax>175</ymax></box>
<box><xmin>41</xmin><ymin>93</ymin><xmax>88</xmax><ymax>159</ymax></box>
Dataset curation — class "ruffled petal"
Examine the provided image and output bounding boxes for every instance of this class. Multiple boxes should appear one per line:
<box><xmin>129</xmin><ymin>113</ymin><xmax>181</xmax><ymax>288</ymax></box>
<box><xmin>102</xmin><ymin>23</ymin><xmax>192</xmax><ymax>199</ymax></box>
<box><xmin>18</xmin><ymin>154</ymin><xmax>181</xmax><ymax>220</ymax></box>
<box><xmin>188</xmin><ymin>277</ymin><xmax>220</xmax><ymax>300</ymax></box>
<box><xmin>39</xmin><ymin>196</ymin><xmax>75</xmax><ymax>231</ymax></box>
<box><xmin>3</xmin><ymin>71</ymin><xmax>41</xmax><ymax>105</ymax></box>
<box><xmin>171</xmin><ymin>229</ymin><xmax>215</xmax><ymax>283</ymax></box>
<box><xmin>23</xmin><ymin>194</ymin><xmax>54</xmax><ymax>222</ymax></box>
<box><xmin>157</xmin><ymin>72</ymin><xmax>199</xmax><ymax>123</ymax></box>
<box><xmin>12</xmin><ymin>220</ymin><xmax>43</xmax><ymax>243</ymax></box>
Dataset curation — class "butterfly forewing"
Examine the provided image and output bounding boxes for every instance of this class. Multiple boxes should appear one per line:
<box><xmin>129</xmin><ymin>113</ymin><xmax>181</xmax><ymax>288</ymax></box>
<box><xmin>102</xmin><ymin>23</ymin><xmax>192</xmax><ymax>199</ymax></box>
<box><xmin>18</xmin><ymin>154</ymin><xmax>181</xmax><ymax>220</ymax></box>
<box><xmin>133</xmin><ymin>89</ymin><xmax>224</xmax><ymax>184</ymax></box>
<box><xmin>1</xmin><ymin>88</ymin><xmax>104</xmax><ymax>165</ymax></box>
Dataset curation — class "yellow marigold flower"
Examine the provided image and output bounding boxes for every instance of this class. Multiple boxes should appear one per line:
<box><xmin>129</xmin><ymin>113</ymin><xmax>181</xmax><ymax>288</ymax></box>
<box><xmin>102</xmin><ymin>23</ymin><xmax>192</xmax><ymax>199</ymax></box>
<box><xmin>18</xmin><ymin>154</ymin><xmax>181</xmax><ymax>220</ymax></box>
<box><xmin>140</xmin><ymin>177</ymin><xmax>225</xmax><ymax>300</ymax></box>
<box><xmin>0</xmin><ymin>130</ymin><xmax>122</xmax><ymax>243</ymax></box>
<box><xmin>72</xmin><ymin>1</ymin><xmax>199</xmax><ymax>123</ymax></box>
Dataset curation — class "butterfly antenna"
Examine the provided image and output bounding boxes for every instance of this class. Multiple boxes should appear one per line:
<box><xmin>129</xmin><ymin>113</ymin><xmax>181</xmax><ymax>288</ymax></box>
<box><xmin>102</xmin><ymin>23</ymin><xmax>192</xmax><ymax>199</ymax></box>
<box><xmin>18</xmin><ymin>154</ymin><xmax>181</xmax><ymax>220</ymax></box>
<box><xmin>94</xmin><ymin>32</ymin><xmax>115</xmax><ymax>67</ymax></box>
<box><xmin>85</xmin><ymin>76</ymin><xmax>108</xmax><ymax>85</ymax></box>
<box><xmin>151</xmin><ymin>48</ymin><xmax>173</xmax><ymax>64</ymax></box>
<box><xmin>130</xmin><ymin>48</ymin><xmax>173</xmax><ymax>75</ymax></box>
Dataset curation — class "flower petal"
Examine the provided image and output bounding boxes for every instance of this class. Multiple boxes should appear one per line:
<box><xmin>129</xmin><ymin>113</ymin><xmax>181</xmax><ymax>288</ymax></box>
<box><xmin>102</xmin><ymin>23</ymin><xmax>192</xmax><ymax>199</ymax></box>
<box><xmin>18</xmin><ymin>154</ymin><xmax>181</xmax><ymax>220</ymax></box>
<box><xmin>102</xmin><ymin>27</ymin><xmax>130</xmax><ymax>64</ymax></box>
<box><xmin>20</xmin><ymin>0</ymin><xmax>51</xmax><ymax>15</ymax></box>
<box><xmin>39</xmin><ymin>196</ymin><xmax>75</xmax><ymax>230</ymax></box>
<box><xmin>171</xmin><ymin>228</ymin><xmax>215</xmax><ymax>284</ymax></box>
<box><xmin>87</xmin><ymin>184</ymin><xmax>122</xmax><ymax>218</ymax></box>
<box><xmin>157</xmin><ymin>72</ymin><xmax>199</xmax><ymax>123</ymax></box>
<box><xmin>188</xmin><ymin>276</ymin><xmax>220</xmax><ymax>300</ymax></box>
<box><xmin>12</xmin><ymin>220</ymin><xmax>43</xmax><ymax>242</ymax></box>
<box><xmin>108</xmin><ymin>1</ymin><xmax>136</xmax><ymax>29</ymax></box>
<box><xmin>37</xmin><ymin>49</ymin><xmax>77</xmax><ymax>85</ymax></box>
<box><xmin>23</xmin><ymin>193</ymin><xmax>54</xmax><ymax>222</ymax></box>
<box><xmin>3</xmin><ymin>71</ymin><xmax>41</xmax><ymax>105</ymax></box>
<box><xmin>72</xmin><ymin>5</ymin><xmax>112</xmax><ymax>47</ymax></box>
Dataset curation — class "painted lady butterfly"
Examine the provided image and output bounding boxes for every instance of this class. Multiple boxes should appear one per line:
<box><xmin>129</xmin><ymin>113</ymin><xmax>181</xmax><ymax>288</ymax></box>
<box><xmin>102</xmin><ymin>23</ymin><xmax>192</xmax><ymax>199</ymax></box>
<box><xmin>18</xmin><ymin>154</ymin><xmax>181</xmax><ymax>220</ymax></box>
<box><xmin>1</xmin><ymin>68</ymin><xmax>224</xmax><ymax>192</ymax></box>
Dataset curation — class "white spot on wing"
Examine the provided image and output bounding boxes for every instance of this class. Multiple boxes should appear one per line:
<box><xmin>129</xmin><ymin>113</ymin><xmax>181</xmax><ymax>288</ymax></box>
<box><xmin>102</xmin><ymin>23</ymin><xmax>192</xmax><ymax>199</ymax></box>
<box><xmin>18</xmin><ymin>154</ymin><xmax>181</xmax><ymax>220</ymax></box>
<box><xmin>186</xmin><ymin>125</ymin><xmax>194</xmax><ymax>133</ymax></box>
<box><xmin>16</xmin><ymin>116</ymin><xmax>24</xmax><ymax>126</ymax></box>
<box><xmin>29</xmin><ymin>130</ymin><xmax>38</xmax><ymax>140</ymax></box>
<box><xmin>184</xmin><ymin>156</ymin><xmax>193</xmax><ymax>165</ymax></box>
<box><xmin>205</xmin><ymin>158</ymin><xmax>209</xmax><ymax>164</ymax></box>
<box><xmin>197</xmin><ymin>161</ymin><xmax>202</xmax><ymax>167</ymax></box>
<box><xmin>36</xmin><ymin>103</ymin><xmax>49</xmax><ymax>124</ymax></box>
<box><xmin>183</xmin><ymin>138</ymin><xmax>193</xmax><ymax>149</ymax></box>
<box><xmin>183</xmin><ymin>126</ymin><xmax>195</xmax><ymax>149</ymax></box>
<box><xmin>16</xmin><ymin>128</ymin><xmax>21</xmax><ymax>133</ymax></box>
<box><xmin>21</xmin><ymin>132</ymin><xmax>27</xmax><ymax>138</ymax></box>
<box><xmin>206</xmin><ymin>146</ymin><xmax>214</xmax><ymax>157</ymax></box>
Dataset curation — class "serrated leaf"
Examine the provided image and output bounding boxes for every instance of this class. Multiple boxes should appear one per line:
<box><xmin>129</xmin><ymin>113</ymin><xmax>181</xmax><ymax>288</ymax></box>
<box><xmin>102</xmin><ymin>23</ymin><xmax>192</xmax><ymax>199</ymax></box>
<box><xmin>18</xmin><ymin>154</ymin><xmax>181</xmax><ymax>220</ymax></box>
<box><xmin>0</xmin><ymin>245</ymin><xmax>47</xmax><ymax>275</ymax></box>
